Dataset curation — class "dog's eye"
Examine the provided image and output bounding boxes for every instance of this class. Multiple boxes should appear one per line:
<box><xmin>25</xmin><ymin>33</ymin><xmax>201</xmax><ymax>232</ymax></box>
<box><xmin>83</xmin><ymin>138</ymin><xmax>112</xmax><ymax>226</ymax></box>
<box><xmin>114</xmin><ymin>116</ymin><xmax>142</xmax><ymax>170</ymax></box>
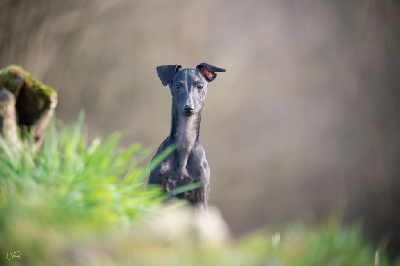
<box><xmin>174</xmin><ymin>81</ymin><xmax>183</xmax><ymax>89</ymax></box>
<box><xmin>197</xmin><ymin>84</ymin><xmax>203</xmax><ymax>90</ymax></box>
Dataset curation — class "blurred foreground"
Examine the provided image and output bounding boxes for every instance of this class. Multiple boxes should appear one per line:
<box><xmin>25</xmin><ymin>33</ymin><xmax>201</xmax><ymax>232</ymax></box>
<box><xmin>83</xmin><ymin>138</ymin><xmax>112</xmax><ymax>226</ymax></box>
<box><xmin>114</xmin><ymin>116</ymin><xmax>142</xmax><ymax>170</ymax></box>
<box><xmin>0</xmin><ymin>118</ymin><xmax>390</xmax><ymax>265</ymax></box>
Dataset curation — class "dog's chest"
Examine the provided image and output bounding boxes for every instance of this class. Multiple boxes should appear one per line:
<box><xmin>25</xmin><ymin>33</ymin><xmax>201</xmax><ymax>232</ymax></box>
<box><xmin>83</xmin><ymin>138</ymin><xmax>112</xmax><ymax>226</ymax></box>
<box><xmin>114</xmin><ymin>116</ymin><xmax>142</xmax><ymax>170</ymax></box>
<box><xmin>158</xmin><ymin>151</ymin><xmax>206</xmax><ymax>182</ymax></box>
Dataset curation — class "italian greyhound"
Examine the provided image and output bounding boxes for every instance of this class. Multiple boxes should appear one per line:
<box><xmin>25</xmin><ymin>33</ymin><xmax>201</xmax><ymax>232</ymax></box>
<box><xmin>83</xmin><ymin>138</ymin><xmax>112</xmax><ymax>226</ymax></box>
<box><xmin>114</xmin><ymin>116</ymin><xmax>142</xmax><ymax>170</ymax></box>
<box><xmin>148</xmin><ymin>63</ymin><xmax>226</xmax><ymax>210</ymax></box>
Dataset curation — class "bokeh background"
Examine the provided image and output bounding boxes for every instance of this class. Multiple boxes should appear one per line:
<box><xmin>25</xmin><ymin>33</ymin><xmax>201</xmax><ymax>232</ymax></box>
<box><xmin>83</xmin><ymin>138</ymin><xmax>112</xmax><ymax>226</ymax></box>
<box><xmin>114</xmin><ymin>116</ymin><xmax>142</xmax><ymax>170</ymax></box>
<box><xmin>1</xmin><ymin>0</ymin><xmax>399</xmax><ymax>258</ymax></box>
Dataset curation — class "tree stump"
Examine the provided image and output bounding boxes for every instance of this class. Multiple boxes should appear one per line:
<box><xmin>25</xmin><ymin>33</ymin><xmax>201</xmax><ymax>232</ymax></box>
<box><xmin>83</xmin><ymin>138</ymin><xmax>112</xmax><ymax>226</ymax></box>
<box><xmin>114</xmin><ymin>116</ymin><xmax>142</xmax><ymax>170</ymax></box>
<box><xmin>0</xmin><ymin>65</ymin><xmax>57</xmax><ymax>151</ymax></box>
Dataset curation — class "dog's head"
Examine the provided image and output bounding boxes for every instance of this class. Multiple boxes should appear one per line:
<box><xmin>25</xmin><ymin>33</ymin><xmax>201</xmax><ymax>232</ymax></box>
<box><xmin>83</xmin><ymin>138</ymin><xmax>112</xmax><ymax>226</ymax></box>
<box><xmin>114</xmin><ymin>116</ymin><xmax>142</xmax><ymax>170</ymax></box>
<box><xmin>156</xmin><ymin>63</ymin><xmax>226</xmax><ymax>116</ymax></box>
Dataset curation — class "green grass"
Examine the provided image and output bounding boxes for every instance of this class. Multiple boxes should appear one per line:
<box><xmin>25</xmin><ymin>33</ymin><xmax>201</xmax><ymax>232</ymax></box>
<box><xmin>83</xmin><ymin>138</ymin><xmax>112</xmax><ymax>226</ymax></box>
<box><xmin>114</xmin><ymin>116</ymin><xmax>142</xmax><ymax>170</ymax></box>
<box><xmin>237</xmin><ymin>218</ymin><xmax>389</xmax><ymax>266</ymax></box>
<box><xmin>0</xmin><ymin>112</ymin><xmax>171</xmax><ymax>264</ymax></box>
<box><xmin>0</xmin><ymin>113</ymin><xmax>390</xmax><ymax>265</ymax></box>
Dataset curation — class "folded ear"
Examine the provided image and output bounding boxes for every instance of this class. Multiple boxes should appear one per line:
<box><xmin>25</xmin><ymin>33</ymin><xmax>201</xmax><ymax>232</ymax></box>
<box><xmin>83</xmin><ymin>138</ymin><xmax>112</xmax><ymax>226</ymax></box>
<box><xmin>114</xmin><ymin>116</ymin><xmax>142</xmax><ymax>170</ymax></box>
<box><xmin>196</xmin><ymin>63</ymin><xmax>226</xmax><ymax>82</ymax></box>
<box><xmin>156</xmin><ymin>64</ymin><xmax>182</xmax><ymax>86</ymax></box>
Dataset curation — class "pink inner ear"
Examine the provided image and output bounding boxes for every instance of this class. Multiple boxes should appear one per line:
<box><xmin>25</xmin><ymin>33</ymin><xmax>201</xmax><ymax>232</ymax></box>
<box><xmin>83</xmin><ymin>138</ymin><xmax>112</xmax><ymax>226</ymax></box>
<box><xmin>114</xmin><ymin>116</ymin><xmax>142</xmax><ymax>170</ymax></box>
<box><xmin>202</xmin><ymin>66</ymin><xmax>214</xmax><ymax>79</ymax></box>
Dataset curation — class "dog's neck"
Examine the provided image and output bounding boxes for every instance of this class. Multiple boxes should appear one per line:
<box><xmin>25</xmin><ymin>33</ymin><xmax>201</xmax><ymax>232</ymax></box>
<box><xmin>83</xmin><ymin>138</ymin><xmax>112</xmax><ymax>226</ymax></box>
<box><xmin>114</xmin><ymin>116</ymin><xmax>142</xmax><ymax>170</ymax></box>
<box><xmin>170</xmin><ymin>107</ymin><xmax>201</xmax><ymax>170</ymax></box>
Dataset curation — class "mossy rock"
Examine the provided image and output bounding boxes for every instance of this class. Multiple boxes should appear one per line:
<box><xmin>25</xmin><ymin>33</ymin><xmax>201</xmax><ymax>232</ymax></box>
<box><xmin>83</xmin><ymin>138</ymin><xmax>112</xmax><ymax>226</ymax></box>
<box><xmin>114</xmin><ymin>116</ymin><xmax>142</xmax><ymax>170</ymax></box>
<box><xmin>0</xmin><ymin>65</ymin><xmax>57</xmax><ymax>127</ymax></box>
<box><xmin>0</xmin><ymin>65</ymin><xmax>57</xmax><ymax>148</ymax></box>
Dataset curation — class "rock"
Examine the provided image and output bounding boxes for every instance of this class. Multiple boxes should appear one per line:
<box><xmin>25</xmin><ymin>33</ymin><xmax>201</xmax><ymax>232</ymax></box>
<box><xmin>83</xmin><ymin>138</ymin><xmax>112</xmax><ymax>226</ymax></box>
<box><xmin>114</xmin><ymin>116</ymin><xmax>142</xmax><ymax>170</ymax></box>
<box><xmin>0</xmin><ymin>65</ymin><xmax>57</xmax><ymax>150</ymax></box>
<box><xmin>0</xmin><ymin>88</ymin><xmax>20</xmax><ymax>149</ymax></box>
<box><xmin>133</xmin><ymin>205</ymin><xmax>231</xmax><ymax>247</ymax></box>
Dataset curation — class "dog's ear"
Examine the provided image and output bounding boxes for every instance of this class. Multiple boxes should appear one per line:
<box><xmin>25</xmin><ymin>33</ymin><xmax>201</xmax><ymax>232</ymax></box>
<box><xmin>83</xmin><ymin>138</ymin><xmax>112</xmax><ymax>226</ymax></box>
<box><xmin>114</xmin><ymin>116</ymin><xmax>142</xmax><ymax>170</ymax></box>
<box><xmin>156</xmin><ymin>64</ymin><xmax>182</xmax><ymax>86</ymax></box>
<box><xmin>196</xmin><ymin>63</ymin><xmax>226</xmax><ymax>82</ymax></box>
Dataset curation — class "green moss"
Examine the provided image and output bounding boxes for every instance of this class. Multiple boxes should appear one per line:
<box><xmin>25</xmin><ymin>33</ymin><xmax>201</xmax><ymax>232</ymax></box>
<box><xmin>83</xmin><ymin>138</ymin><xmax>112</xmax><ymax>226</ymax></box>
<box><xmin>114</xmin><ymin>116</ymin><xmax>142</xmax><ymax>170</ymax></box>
<box><xmin>0</xmin><ymin>65</ymin><xmax>57</xmax><ymax>104</ymax></box>
<box><xmin>0</xmin><ymin>66</ymin><xmax>19</xmax><ymax>93</ymax></box>
<box><xmin>0</xmin><ymin>65</ymin><xmax>57</xmax><ymax>129</ymax></box>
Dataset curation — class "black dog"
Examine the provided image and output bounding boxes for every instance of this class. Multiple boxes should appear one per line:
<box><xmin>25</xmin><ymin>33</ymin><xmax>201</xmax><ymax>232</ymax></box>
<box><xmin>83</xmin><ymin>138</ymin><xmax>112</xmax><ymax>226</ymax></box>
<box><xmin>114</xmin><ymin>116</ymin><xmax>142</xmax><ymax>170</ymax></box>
<box><xmin>148</xmin><ymin>63</ymin><xmax>226</xmax><ymax>210</ymax></box>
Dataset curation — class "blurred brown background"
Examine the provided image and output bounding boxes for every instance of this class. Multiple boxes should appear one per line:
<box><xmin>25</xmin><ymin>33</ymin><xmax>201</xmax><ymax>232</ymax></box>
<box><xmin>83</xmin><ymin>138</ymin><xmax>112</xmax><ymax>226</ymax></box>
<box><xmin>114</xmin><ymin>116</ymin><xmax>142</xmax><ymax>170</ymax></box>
<box><xmin>1</xmin><ymin>0</ymin><xmax>400</xmax><ymax>258</ymax></box>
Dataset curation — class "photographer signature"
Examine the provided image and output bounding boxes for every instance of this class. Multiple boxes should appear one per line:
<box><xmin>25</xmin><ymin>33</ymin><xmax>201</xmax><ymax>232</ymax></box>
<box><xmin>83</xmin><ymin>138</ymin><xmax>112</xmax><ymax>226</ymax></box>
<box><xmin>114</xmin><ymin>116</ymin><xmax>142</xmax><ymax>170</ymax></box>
<box><xmin>6</xmin><ymin>251</ymin><xmax>21</xmax><ymax>261</ymax></box>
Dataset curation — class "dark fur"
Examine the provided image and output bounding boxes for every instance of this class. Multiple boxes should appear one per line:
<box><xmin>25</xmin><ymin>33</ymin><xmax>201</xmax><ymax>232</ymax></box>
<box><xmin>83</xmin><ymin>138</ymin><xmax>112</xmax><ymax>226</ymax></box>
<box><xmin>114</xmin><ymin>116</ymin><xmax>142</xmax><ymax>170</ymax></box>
<box><xmin>148</xmin><ymin>63</ymin><xmax>225</xmax><ymax>209</ymax></box>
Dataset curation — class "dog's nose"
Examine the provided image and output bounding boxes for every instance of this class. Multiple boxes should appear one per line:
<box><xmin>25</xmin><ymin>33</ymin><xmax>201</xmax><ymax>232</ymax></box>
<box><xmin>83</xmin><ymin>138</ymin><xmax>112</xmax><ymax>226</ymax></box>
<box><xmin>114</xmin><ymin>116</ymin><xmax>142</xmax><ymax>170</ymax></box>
<box><xmin>184</xmin><ymin>105</ymin><xmax>194</xmax><ymax>113</ymax></box>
